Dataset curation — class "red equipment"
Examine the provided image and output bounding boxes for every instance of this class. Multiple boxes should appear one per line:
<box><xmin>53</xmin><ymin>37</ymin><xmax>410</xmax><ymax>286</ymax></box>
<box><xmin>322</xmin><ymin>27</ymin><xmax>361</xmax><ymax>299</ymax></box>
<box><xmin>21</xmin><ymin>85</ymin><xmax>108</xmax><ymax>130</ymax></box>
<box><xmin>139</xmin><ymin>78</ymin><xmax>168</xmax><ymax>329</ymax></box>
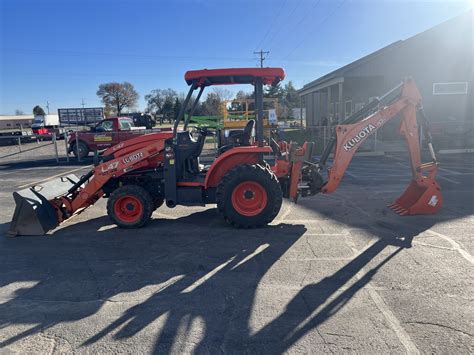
<box><xmin>318</xmin><ymin>78</ymin><xmax>442</xmax><ymax>215</ymax></box>
<box><xmin>9</xmin><ymin>69</ymin><xmax>442</xmax><ymax>236</ymax></box>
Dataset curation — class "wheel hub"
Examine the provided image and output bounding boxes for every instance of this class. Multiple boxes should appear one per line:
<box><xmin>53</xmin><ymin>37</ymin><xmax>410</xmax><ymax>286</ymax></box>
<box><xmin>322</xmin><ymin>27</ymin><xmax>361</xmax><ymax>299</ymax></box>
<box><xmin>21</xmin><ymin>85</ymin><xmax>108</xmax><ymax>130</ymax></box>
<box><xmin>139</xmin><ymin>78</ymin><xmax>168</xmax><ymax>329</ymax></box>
<box><xmin>114</xmin><ymin>196</ymin><xmax>143</xmax><ymax>222</ymax></box>
<box><xmin>244</xmin><ymin>190</ymin><xmax>254</xmax><ymax>199</ymax></box>
<box><xmin>231</xmin><ymin>181</ymin><xmax>268</xmax><ymax>217</ymax></box>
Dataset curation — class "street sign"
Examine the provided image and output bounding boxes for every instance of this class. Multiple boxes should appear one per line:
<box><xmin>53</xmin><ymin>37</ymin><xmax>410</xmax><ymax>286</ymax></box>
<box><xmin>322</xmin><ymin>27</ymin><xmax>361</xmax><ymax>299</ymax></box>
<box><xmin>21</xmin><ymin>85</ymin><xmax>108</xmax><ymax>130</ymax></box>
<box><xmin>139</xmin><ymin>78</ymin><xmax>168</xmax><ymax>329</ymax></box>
<box><xmin>268</xmin><ymin>109</ymin><xmax>277</xmax><ymax>125</ymax></box>
<box><xmin>58</xmin><ymin>107</ymin><xmax>104</xmax><ymax>125</ymax></box>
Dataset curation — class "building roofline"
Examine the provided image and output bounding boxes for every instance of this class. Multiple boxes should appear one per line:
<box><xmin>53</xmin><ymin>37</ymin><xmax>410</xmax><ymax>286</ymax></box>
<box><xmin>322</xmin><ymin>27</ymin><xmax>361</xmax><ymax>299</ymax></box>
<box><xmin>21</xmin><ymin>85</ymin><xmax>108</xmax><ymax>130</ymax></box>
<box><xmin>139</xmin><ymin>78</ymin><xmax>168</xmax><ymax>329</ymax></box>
<box><xmin>297</xmin><ymin>41</ymin><xmax>402</xmax><ymax>94</ymax></box>
<box><xmin>297</xmin><ymin>9</ymin><xmax>473</xmax><ymax>95</ymax></box>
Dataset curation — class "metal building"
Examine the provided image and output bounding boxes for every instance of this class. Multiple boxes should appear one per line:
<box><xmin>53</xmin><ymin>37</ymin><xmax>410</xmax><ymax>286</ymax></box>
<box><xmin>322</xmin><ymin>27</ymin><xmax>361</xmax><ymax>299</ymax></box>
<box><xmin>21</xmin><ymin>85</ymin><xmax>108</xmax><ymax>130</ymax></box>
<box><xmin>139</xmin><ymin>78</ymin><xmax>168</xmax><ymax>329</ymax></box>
<box><xmin>0</xmin><ymin>115</ymin><xmax>34</xmax><ymax>130</ymax></box>
<box><xmin>298</xmin><ymin>11</ymin><xmax>473</xmax><ymax>149</ymax></box>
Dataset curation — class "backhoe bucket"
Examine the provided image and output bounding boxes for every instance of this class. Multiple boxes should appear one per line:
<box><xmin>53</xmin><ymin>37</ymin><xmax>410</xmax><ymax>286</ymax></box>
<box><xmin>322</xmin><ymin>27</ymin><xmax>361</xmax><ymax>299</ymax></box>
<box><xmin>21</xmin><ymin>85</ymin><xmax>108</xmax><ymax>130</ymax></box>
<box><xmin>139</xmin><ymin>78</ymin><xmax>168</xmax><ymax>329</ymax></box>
<box><xmin>8</xmin><ymin>174</ymin><xmax>79</xmax><ymax>236</ymax></box>
<box><xmin>388</xmin><ymin>176</ymin><xmax>442</xmax><ymax>215</ymax></box>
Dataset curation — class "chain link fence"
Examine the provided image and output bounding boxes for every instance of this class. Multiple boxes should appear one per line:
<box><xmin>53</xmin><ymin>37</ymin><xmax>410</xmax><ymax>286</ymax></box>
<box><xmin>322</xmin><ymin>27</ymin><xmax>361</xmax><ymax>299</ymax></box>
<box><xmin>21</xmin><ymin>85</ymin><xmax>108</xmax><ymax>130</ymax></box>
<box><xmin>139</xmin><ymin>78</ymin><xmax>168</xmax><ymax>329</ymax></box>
<box><xmin>3</xmin><ymin>122</ymin><xmax>467</xmax><ymax>166</ymax></box>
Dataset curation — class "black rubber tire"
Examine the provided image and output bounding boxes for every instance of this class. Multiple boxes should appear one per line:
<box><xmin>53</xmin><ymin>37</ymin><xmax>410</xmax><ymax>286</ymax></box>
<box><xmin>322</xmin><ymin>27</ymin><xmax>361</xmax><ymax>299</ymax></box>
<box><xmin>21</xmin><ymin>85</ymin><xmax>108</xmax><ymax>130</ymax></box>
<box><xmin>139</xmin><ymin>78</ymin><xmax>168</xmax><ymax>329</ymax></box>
<box><xmin>71</xmin><ymin>141</ymin><xmax>90</xmax><ymax>159</ymax></box>
<box><xmin>216</xmin><ymin>164</ymin><xmax>283</xmax><ymax>228</ymax></box>
<box><xmin>107</xmin><ymin>185</ymin><xmax>154</xmax><ymax>229</ymax></box>
<box><xmin>153</xmin><ymin>198</ymin><xmax>164</xmax><ymax>210</ymax></box>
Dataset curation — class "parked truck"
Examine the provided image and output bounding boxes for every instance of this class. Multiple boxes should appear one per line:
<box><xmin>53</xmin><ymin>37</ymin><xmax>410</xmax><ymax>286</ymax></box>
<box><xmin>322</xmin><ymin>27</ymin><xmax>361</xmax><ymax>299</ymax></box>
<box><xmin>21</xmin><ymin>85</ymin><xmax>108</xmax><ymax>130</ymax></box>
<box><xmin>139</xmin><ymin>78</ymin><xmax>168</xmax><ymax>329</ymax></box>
<box><xmin>67</xmin><ymin>116</ymin><xmax>170</xmax><ymax>158</ymax></box>
<box><xmin>31</xmin><ymin>114</ymin><xmax>63</xmax><ymax>136</ymax></box>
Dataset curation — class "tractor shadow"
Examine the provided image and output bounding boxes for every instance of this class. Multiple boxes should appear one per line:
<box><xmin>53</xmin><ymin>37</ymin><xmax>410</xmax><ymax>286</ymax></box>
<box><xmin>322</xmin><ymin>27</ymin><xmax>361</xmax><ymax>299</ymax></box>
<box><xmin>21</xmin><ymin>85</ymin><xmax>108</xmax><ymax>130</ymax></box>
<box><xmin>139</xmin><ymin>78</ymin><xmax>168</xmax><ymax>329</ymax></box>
<box><xmin>0</xmin><ymin>209</ymin><xmax>308</xmax><ymax>352</ymax></box>
<box><xmin>0</xmin><ymin>206</ymin><xmax>427</xmax><ymax>353</ymax></box>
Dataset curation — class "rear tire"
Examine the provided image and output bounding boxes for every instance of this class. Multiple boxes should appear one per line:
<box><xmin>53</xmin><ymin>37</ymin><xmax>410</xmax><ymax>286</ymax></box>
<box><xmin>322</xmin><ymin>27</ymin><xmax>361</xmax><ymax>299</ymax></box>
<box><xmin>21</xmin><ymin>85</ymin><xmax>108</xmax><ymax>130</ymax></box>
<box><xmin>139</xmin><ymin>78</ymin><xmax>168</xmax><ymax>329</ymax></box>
<box><xmin>153</xmin><ymin>198</ymin><xmax>164</xmax><ymax>210</ymax></box>
<box><xmin>216</xmin><ymin>164</ymin><xmax>282</xmax><ymax>228</ymax></box>
<box><xmin>107</xmin><ymin>185</ymin><xmax>154</xmax><ymax>229</ymax></box>
<box><xmin>71</xmin><ymin>141</ymin><xmax>89</xmax><ymax>159</ymax></box>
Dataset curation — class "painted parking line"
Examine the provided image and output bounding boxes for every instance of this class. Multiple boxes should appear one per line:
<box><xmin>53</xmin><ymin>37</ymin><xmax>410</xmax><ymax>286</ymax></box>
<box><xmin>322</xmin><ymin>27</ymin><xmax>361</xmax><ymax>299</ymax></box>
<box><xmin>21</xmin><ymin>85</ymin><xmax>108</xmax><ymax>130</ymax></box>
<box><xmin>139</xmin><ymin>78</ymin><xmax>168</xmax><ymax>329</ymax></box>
<box><xmin>438</xmin><ymin>167</ymin><xmax>462</xmax><ymax>175</ymax></box>
<box><xmin>350</xmin><ymin>174</ymin><xmax>410</xmax><ymax>178</ymax></box>
<box><xmin>16</xmin><ymin>165</ymin><xmax>92</xmax><ymax>189</ymax></box>
<box><xmin>437</xmin><ymin>175</ymin><xmax>461</xmax><ymax>185</ymax></box>
<box><xmin>427</xmin><ymin>229</ymin><xmax>474</xmax><ymax>264</ymax></box>
<box><xmin>344</xmin><ymin>171</ymin><xmax>358</xmax><ymax>178</ymax></box>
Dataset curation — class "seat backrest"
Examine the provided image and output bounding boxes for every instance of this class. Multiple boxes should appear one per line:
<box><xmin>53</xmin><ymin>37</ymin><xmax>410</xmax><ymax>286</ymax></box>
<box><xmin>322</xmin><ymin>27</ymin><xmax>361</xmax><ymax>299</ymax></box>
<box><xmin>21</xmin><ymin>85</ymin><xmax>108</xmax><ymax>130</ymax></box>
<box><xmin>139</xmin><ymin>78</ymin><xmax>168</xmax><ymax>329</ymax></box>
<box><xmin>242</xmin><ymin>119</ymin><xmax>255</xmax><ymax>143</ymax></box>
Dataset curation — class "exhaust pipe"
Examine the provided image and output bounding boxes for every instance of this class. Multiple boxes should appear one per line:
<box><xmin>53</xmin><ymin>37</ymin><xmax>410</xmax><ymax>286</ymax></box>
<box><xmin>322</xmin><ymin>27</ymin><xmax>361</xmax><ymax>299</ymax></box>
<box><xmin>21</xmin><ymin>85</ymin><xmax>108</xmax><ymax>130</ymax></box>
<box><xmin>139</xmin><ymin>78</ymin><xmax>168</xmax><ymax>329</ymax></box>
<box><xmin>8</xmin><ymin>174</ymin><xmax>79</xmax><ymax>236</ymax></box>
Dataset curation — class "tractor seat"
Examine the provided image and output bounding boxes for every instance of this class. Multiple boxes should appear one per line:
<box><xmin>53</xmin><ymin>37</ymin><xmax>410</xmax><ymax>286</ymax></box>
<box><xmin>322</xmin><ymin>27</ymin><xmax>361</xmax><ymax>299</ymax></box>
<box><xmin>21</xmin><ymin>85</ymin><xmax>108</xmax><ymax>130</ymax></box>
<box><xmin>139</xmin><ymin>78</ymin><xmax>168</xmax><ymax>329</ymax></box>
<box><xmin>217</xmin><ymin>119</ymin><xmax>255</xmax><ymax>156</ymax></box>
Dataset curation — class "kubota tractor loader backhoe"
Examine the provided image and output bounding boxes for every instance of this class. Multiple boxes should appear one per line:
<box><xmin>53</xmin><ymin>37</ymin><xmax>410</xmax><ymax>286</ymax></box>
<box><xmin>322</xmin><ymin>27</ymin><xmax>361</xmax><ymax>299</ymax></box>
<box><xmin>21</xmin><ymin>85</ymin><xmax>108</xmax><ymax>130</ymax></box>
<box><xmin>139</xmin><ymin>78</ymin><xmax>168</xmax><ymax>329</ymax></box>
<box><xmin>8</xmin><ymin>68</ymin><xmax>442</xmax><ymax>236</ymax></box>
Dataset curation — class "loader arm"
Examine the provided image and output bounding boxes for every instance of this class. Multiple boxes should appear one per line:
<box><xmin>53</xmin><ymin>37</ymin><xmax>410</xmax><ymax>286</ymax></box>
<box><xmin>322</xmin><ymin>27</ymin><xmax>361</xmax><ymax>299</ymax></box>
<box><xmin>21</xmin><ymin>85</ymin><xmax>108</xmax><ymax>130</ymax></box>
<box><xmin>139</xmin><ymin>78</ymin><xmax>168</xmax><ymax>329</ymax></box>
<box><xmin>53</xmin><ymin>139</ymin><xmax>166</xmax><ymax>222</ymax></box>
<box><xmin>319</xmin><ymin>78</ymin><xmax>442</xmax><ymax>215</ymax></box>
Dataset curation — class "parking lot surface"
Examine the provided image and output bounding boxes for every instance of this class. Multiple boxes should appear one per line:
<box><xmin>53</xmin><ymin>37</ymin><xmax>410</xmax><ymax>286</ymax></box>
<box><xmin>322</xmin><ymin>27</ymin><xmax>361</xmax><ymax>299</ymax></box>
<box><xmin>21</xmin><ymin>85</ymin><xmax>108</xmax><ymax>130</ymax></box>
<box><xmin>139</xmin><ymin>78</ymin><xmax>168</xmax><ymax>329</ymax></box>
<box><xmin>0</xmin><ymin>154</ymin><xmax>472</xmax><ymax>353</ymax></box>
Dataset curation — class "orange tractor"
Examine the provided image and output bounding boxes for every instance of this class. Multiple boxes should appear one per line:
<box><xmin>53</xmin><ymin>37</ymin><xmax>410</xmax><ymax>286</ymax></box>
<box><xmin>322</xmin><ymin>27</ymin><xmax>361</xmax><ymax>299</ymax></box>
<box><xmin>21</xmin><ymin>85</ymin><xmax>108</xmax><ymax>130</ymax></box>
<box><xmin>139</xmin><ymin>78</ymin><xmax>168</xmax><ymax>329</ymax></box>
<box><xmin>9</xmin><ymin>68</ymin><xmax>442</xmax><ymax>236</ymax></box>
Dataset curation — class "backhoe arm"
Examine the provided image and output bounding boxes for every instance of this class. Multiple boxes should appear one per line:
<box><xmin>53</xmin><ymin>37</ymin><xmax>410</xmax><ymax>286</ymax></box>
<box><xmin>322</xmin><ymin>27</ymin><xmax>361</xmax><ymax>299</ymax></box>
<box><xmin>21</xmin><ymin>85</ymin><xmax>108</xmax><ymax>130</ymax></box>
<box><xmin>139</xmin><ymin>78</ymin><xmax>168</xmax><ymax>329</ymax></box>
<box><xmin>323</xmin><ymin>78</ymin><xmax>426</xmax><ymax>193</ymax></box>
<box><xmin>318</xmin><ymin>78</ymin><xmax>442</xmax><ymax>215</ymax></box>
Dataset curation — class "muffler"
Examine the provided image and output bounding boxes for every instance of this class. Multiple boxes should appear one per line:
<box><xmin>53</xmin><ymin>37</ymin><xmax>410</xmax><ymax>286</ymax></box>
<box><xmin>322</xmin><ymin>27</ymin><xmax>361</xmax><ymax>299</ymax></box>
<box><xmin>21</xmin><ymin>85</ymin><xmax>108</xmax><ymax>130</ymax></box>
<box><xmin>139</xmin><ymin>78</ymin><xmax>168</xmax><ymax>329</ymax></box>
<box><xmin>8</xmin><ymin>174</ymin><xmax>79</xmax><ymax>236</ymax></box>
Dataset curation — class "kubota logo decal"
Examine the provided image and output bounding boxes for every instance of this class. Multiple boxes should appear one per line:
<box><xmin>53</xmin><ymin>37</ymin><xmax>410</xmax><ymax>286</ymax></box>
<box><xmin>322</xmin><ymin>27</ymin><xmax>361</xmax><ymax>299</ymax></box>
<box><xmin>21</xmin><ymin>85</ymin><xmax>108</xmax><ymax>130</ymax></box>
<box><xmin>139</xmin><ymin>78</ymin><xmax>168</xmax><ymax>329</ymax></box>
<box><xmin>122</xmin><ymin>152</ymin><xmax>144</xmax><ymax>164</ymax></box>
<box><xmin>343</xmin><ymin>124</ymin><xmax>376</xmax><ymax>152</ymax></box>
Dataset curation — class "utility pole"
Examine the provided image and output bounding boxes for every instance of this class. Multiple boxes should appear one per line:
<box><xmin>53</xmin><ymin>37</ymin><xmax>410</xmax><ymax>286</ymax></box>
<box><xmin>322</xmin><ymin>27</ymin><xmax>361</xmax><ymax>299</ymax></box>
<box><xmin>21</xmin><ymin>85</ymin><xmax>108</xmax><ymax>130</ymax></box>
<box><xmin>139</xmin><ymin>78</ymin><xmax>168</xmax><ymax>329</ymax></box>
<box><xmin>46</xmin><ymin>101</ymin><xmax>50</xmax><ymax>114</ymax></box>
<box><xmin>253</xmin><ymin>49</ymin><xmax>269</xmax><ymax>68</ymax></box>
<box><xmin>81</xmin><ymin>98</ymin><xmax>86</xmax><ymax>109</ymax></box>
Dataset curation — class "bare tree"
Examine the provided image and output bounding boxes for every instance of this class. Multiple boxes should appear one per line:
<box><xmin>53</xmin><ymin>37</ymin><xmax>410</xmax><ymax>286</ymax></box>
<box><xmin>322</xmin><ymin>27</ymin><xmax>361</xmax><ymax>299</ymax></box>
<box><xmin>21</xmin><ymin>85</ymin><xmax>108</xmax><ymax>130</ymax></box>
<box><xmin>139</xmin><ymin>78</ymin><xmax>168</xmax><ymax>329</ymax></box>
<box><xmin>203</xmin><ymin>92</ymin><xmax>222</xmax><ymax>116</ymax></box>
<box><xmin>212</xmin><ymin>87</ymin><xmax>233</xmax><ymax>102</ymax></box>
<box><xmin>97</xmin><ymin>82</ymin><xmax>139</xmax><ymax>116</ymax></box>
<box><xmin>145</xmin><ymin>89</ymin><xmax>165</xmax><ymax>114</ymax></box>
<box><xmin>15</xmin><ymin>109</ymin><xmax>24</xmax><ymax>115</ymax></box>
<box><xmin>235</xmin><ymin>90</ymin><xmax>251</xmax><ymax>101</ymax></box>
<box><xmin>145</xmin><ymin>89</ymin><xmax>178</xmax><ymax>114</ymax></box>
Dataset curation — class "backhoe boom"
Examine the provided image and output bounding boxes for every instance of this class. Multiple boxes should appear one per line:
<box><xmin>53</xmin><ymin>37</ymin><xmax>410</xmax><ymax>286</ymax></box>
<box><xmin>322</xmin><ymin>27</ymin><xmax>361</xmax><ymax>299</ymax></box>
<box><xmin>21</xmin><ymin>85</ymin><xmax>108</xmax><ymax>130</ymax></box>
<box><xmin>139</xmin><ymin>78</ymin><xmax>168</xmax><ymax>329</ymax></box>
<box><xmin>318</xmin><ymin>78</ymin><xmax>442</xmax><ymax>215</ymax></box>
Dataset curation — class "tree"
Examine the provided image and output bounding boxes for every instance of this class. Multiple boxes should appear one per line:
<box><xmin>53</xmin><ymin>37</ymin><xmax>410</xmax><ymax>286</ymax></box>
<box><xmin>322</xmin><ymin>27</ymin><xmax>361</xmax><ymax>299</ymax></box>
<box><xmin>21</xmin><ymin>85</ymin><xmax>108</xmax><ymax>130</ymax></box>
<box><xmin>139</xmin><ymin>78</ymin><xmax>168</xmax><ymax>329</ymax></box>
<box><xmin>235</xmin><ymin>90</ymin><xmax>251</xmax><ymax>101</ymax></box>
<box><xmin>15</xmin><ymin>109</ymin><xmax>24</xmax><ymax>115</ymax></box>
<box><xmin>229</xmin><ymin>90</ymin><xmax>253</xmax><ymax>112</ymax></box>
<box><xmin>265</xmin><ymin>82</ymin><xmax>283</xmax><ymax>100</ymax></box>
<box><xmin>173</xmin><ymin>97</ymin><xmax>182</xmax><ymax>121</ymax></box>
<box><xmin>33</xmin><ymin>105</ymin><xmax>46</xmax><ymax>116</ymax></box>
<box><xmin>145</xmin><ymin>89</ymin><xmax>166</xmax><ymax>114</ymax></box>
<box><xmin>212</xmin><ymin>87</ymin><xmax>233</xmax><ymax>102</ymax></box>
<box><xmin>283</xmin><ymin>81</ymin><xmax>299</xmax><ymax>110</ymax></box>
<box><xmin>97</xmin><ymin>82</ymin><xmax>139</xmax><ymax>116</ymax></box>
<box><xmin>162</xmin><ymin>96</ymin><xmax>174</xmax><ymax>123</ymax></box>
<box><xmin>203</xmin><ymin>92</ymin><xmax>222</xmax><ymax>116</ymax></box>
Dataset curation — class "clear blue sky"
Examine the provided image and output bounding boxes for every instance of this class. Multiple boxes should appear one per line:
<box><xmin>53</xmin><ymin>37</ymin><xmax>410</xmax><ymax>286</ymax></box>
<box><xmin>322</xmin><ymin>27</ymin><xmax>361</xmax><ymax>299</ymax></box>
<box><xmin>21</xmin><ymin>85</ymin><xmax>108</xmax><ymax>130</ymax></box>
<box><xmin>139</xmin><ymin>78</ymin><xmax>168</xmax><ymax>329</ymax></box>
<box><xmin>0</xmin><ymin>0</ymin><xmax>472</xmax><ymax>114</ymax></box>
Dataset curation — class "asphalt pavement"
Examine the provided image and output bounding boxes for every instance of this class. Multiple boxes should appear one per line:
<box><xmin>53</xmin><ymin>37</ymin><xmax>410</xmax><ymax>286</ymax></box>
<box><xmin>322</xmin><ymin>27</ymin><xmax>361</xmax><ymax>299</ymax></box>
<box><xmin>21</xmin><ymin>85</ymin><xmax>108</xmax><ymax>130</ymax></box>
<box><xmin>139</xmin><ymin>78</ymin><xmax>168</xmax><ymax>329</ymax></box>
<box><xmin>0</xmin><ymin>153</ymin><xmax>472</xmax><ymax>353</ymax></box>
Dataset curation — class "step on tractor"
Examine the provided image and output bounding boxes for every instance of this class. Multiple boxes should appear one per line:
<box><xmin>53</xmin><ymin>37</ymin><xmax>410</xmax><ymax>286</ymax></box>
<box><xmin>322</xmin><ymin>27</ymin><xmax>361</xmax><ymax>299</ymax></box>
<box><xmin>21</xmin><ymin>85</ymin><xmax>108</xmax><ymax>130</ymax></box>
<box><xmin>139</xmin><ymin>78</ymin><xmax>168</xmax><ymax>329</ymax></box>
<box><xmin>9</xmin><ymin>68</ymin><xmax>443</xmax><ymax>236</ymax></box>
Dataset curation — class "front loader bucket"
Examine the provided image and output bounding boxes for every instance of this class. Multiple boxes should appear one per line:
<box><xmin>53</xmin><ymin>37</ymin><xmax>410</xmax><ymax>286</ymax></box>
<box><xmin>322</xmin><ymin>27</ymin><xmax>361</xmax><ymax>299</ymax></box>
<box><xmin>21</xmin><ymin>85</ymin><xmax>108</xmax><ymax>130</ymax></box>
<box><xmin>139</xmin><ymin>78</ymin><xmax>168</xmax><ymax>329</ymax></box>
<box><xmin>8</xmin><ymin>174</ymin><xmax>79</xmax><ymax>236</ymax></box>
<box><xmin>388</xmin><ymin>176</ymin><xmax>442</xmax><ymax>216</ymax></box>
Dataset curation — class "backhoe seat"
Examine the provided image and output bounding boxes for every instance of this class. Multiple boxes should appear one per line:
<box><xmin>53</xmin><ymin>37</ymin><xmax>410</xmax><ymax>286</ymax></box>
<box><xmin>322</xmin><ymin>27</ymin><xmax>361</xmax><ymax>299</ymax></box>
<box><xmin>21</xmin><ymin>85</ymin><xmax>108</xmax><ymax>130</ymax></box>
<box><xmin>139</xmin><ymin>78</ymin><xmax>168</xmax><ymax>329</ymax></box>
<box><xmin>217</xmin><ymin>119</ymin><xmax>255</xmax><ymax>156</ymax></box>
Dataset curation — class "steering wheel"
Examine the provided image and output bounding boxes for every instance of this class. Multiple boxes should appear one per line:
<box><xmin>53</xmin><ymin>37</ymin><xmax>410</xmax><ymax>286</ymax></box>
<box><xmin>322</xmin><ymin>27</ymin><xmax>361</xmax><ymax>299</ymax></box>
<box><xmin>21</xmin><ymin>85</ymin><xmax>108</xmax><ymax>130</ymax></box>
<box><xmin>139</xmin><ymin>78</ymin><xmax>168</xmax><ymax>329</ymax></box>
<box><xmin>193</xmin><ymin>126</ymin><xmax>215</xmax><ymax>136</ymax></box>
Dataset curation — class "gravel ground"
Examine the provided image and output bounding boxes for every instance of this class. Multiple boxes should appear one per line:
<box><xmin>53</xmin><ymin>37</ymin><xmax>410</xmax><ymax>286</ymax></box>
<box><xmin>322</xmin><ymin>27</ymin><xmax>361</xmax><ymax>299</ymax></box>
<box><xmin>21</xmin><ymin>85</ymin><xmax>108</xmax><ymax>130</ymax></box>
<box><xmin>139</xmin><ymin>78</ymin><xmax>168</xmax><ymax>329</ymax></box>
<box><xmin>0</xmin><ymin>153</ymin><xmax>472</xmax><ymax>354</ymax></box>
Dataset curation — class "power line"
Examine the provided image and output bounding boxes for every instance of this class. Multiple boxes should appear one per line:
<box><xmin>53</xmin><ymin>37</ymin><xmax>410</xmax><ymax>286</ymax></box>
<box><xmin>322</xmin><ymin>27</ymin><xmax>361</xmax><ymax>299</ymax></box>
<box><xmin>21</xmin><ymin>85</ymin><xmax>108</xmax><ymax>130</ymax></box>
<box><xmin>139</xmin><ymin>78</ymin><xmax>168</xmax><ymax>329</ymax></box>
<box><xmin>254</xmin><ymin>0</ymin><xmax>288</xmax><ymax>51</ymax></box>
<box><xmin>264</xmin><ymin>0</ymin><xmax>304</xmax><ymax>49</ymax></box>
<box><xmin>254</xmin><ymin>50</ymin><xmax>270</xmax><ymax>68</ymax></box>
<box><xmin>3</xmin><ymin>48</ymin><xmax>255</xmax><ymax>62</ymax></box>
<box><xmin>283</xmin><ymin>0</ymin><xmax>348</xmax><ymax>60</ymax></box>
<box><xmin>289</xmin><ymin>0</ymin><xmax>322</xmax><ymax>34</ymax></box>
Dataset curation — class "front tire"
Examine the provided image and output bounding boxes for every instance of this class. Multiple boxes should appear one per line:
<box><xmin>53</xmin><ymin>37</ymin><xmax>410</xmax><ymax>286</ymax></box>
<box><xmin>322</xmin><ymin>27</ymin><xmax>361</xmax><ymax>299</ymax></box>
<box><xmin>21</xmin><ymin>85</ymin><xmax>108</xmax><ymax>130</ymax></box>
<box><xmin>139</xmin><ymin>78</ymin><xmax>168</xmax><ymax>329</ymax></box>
<box><xmin>71</xmin><ymin>141</ymin><xmax>90</xmax><ymax>159</ymax></box>
<box><xmin>216</xmin><ymin>164</ymin><xmax>282</xmax><ymax>228</ymax></box>
<box><xmin>107</xmin><ymin>185</ymin><xmax>154</xmax><ymax>229</ymax></box>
